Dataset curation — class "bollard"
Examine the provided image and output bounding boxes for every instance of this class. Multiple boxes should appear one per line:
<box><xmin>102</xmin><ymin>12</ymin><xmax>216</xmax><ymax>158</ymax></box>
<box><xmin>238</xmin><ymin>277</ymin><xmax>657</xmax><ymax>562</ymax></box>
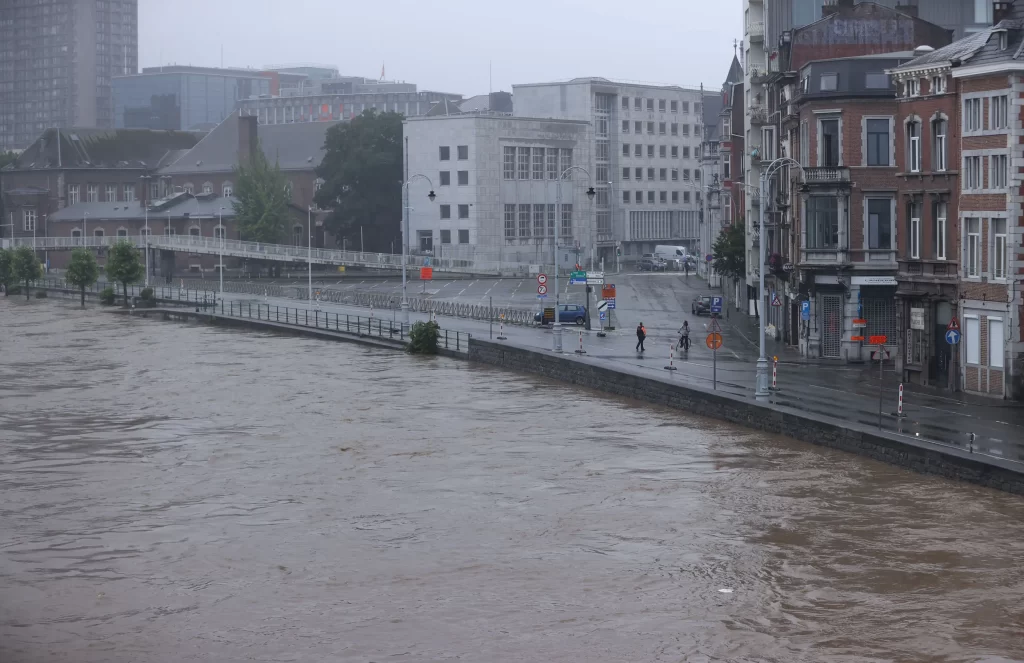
<box><xmin>574</xmin><ymin>330</ymin><xmax>586</xmax><ymax>355</ymax></box>
<box><xmin>897</xmin><ymin>383</ymin><xmax>904</xmax><ymax>417</ymax></box>
<box><xmin>664</xmin><ymin>345</ymin><xmax>677</xmax><ymax>371</ymax></box>
<box><xmin>497</xmin><ymin>317</ymin><xmax>507</xmax><ymax>341</ymax></box>
<box><xmin>771</xmin><ymin>357</ymin><xmax>778</xmax><ymax>390</ymax></box>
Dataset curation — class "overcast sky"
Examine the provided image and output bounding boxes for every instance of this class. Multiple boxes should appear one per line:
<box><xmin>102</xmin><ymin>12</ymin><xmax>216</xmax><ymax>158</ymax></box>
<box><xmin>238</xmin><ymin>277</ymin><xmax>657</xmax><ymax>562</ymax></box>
<box><xmin>139</xmin><ymin>0</ymin><xmax>742</xmax><ymax>94</ymax></box>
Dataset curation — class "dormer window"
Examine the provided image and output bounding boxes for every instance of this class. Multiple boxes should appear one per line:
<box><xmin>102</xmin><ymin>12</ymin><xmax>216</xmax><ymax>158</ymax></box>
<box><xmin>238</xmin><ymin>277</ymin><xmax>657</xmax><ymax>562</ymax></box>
<box><xmin>996</xmin><ymin>29</ymin><xmax>1009</xmax><ymax>51</ymax></box>
<box><xmin>905</xmin><ymin>79</ymin><xmax>920</xmax><ymax>97</ymax></box>
<box><xmin>931</xmin><ymin>75</ymin><xmax>946</xmax><ymax>94</ymax></box>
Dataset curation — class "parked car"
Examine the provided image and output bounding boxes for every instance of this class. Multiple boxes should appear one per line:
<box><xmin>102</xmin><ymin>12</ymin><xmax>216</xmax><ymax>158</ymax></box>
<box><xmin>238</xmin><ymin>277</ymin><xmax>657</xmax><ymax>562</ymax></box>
<box><xmin>534</xmin><ymin>304</ymin><xmax>588</xmax><ymax>325</ymax></box>
<box><xmin>692</xmin><ymin>295</ymin><xmax>712</xmax><ymax>316</ymax></box>
<box><xmin>638</xmin><ymin>254</ymin><xmax>667</xmax><ymax>272</ymax></box>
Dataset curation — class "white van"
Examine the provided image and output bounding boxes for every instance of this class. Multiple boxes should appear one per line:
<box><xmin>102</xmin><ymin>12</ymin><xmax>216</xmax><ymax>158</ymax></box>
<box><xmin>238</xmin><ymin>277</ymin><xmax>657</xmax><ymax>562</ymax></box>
<box><xmin>654</xmin><ymin>245</ymin><xmax>688</xmax><ymax>270</ymax></box>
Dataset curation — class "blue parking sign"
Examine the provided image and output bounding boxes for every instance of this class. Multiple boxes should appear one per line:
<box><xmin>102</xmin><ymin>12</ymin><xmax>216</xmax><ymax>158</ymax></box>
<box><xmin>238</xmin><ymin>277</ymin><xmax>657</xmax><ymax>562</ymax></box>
<box><xmin>800</xmin><ymin>300</ymin><xmax>810</xmax><ymax>321</ymax></box>
<box><xmin>710</xmin><ymin>296</ymin><xmax>723</xmax><ymax>314</ymax></box>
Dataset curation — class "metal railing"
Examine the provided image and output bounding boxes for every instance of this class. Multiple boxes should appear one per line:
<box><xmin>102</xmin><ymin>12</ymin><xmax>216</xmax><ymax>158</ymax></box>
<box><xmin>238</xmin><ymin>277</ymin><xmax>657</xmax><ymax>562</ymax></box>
<box><xmin>30</xmin><ymin>277</ymin><xmax>216</xmax><ymax>305</ymax></box>
<box><xmin>217</xmin><ymin>300</ymin><xmax>471</xmax><ymax>352</ymax></box>
<box><xmin>802</xmin><ymin>167</ymin><xmax>850</xmax><ymax>184</ymax></box>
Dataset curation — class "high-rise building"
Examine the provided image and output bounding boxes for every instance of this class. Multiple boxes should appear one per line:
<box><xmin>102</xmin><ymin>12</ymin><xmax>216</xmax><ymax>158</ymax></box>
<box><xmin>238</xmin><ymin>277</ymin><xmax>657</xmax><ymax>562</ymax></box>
<box><xmin>0</xmin><ymin>0</ymin><xmax>139</xmax><ymax>151</ymax></box>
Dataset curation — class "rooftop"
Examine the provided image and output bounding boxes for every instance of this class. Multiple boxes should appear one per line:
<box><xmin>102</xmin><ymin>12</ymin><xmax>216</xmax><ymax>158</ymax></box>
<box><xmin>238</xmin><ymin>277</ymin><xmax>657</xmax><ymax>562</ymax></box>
<box><xmin>3</xmin><ymin>128</ymin><xmax>204</xmax><ymax>171</ymax></box>
<box><xmin>49</xmin><ymin>195</ymin><xmax>238</xmax><ymax>222</ymax></box>
<box><xmin>513</xmin><ymin>77</ymin><xmax>704</xmax><ymax>92</ymax></box>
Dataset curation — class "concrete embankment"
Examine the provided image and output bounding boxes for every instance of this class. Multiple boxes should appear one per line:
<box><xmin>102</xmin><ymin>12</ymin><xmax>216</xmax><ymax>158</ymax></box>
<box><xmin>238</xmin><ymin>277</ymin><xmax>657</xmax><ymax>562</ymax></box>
<box><xmin>467</xmin><ymin>338</ymin><xmax>1024</xmax><ymax>495</ymax></box>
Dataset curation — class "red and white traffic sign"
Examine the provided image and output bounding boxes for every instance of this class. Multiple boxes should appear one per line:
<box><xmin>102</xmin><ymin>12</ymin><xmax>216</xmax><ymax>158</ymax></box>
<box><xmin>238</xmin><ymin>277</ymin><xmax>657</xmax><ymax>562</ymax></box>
<box><xmin>537</xmin><ymin>284</ymin><xmax>548</xmax><ymax>295</ymax></box>
<box><xmin>947</xmin><ymin>316</ymin><xmax>960</xmax><ymax>332</ymax></box>
<box><xmin>537</xmin><ymin>273</ymin><xmax>547</xmax><ymax>285</ymax></box>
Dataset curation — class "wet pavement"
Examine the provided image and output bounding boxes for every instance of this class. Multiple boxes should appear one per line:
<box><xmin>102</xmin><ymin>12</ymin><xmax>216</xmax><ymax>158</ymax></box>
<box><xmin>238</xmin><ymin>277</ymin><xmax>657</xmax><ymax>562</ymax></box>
<box><xmin>3</xmin><ymin>298</ymin><xmax>1024</xmax><ymax>662</ymax></box>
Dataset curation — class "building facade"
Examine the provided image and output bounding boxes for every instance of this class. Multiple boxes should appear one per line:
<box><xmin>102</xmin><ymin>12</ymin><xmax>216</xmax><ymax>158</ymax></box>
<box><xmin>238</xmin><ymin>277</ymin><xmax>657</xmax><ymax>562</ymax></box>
<box><xmin>403</xmin><ymin>113</ymin><xmax>592</xmax><ymax>270</ymax></box>
<box><xmin>512</xmin><ymin>78</ymin><xmax>705</xmax><ymax>266</ymax></box>
<box><xmin>113</xmin><ymin>66</ymin><xmax>275</xmax><ymax>131</ymax></box>
<box><xmin>0</xmin><ymin>0</ymin><xmax>139</xmax><ymax>151</ymax></box>
<box><xmin>237</xmin><ymin>89</ymin><xmax>463</xmax><ymax>126</ymax></box>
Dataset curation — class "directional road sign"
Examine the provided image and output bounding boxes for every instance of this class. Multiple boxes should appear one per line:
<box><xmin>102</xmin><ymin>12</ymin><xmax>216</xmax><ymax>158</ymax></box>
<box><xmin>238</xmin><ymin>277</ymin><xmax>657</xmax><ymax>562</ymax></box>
<box><xmin>537</xmin><ymin>273</ymin><xmax>547</xmax><ymax>285</ymax></box>
<box><xmin>945</xmin><ymin>329</ymin><xmax>961</xmax><ymax>345</ymax></box>
<box><xmin>569</xmin><ymin>270</ymin><xmax>587</xmax><ymax>285</ymax></box>
<box><xmin>800</xmin><ymin>300</ymin><xmax>810</xmax><ymax>321</ymax></box>
<box><xmin>710</xmin><ymin>296</ymin><xmax>723</xmax><ymax>314</ymax></box>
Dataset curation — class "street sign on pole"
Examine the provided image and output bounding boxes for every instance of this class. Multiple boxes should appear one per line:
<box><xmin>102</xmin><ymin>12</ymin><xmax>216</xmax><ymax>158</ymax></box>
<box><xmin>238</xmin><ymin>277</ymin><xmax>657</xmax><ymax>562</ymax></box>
<box><xmin>706</xmin><ymin>332</ymin><xmax>723</xmax><ymax>350</ymax></box>
<box><xmin>537</xmin><ymin>284</ymin><xmax>548</xmax><ymax>296</ymax></box>
<box><xmin>947</xmin><ymin>316</ymin><xmax>960</xmax><ymax>332</ymax></box>
<box><xmin>945</xmin><ymin>329</ymin><xmax>961</xmax><ymax>345</ymax></box>
<box><xmin>537</xmin><ymin>273</ymin><xmax>547</xmax><ymax>286</ymax></box>
<box><xmin>705</xmin><ymin>254</ymin><xmax>713</xmax><ymax>263</ymax></box>
<box><xmin>569</xmin><ymin>270</ymin><xmax>587</xmax><ymax>285</ymax></box>
<box><xmin>800</xmin><ymin>300</ymin><xmax>810</xmax><ymax>321</ymax></box>
<box><xmin>868</xmin><ymin>335</ymin><xmax>888</xmax><ymax>345</ymax></box>
<box><xmin>710</xmin><ymin>296</ymin><xmax>723</xmax><ymax>314</ymax></box>
<box><xmin>597</xmin><ymin>300</ymin><xmax>608</xmax><ymax>313</ymax></box>
<box><xmin>420</xmin><ymin>266</ymin><xmax>433</xmax><ymax>280</ymax></box>
<box><xmin>771</xmin><ymin>291</ymin><xmax>782</xmax><ymax>307</ymax></box>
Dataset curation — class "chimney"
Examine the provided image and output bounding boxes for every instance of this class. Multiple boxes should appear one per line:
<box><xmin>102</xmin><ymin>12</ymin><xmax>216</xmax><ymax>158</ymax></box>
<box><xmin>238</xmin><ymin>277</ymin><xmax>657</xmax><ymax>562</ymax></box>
<box><xmin>994</xmin><ymin>1</ymin><xmax>1013</xmax><ymax>24</ymax></box>
<box><xmin>822</xmin><ymin>0</ymin><xmax>853</xmax><ymax>17</ymax></box>
<box><xmin>237</xmin><ymin>114</ymin><xmax>258</xmax><ymax>166</ymax></box>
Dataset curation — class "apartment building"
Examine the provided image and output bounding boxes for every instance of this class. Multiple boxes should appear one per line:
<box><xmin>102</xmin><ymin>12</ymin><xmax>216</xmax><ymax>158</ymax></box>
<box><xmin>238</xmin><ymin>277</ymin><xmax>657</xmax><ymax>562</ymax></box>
<box><xmin>0</xmin><ymin>0</ymin><xmax>139</xmax><ymax>150</ymax></box>
<box><xmin>512</xmin><ymin>78</ymin><xmax>705</xmax><ymax>266</ymax></box>
<box><xmin>403</xmin><ymin>113</ymin><xmax>592</xmax><ymax>270</ymax></box>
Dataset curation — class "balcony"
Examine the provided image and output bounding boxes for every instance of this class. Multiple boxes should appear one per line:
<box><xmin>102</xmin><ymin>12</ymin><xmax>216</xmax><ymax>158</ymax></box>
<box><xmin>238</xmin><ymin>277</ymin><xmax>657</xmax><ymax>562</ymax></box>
<box><xmin>801</xmin><ymin>166</ymin><xmax>850</xmax><ymax>186</ymax></box>
<box><xmin>747</xmin><ymin>21</ymin><xmax>764</xmax><ymax>42</ymax></box>
<box><xmin>749</xmin><ymin>105</ymin><xmax>768</xmax><ymax>125</ymax></box>
<box><xmin>748</xmin><ymin>65</ymin><xmax>770</xmax><ymax>85</ymax></box>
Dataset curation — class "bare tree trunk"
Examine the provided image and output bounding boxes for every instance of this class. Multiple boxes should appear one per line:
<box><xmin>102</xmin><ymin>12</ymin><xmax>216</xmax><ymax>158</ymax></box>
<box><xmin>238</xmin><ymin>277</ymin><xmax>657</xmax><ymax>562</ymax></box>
<box><xmin>80</xmin><ymin>285</ymin><xmax>86</xmax><ymax>307</ymax></box>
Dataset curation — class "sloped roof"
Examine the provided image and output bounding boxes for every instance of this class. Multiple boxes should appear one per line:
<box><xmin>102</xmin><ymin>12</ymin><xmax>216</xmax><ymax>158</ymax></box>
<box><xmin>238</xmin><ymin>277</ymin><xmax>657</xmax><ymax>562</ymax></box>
<box><xmin>892</xmin><ymin>24</ymin><xmax>1007</xmax><ymax>71</ymax></box>
<box><xmin>158</xmin><ymin>113</ymin><xmax>338</xmax><ymax>175</ymax></box>
<box><xmin>4</xmin><ymin>128</ymin><xmax>203</xmax><ymax>171</ymax></box>
<box><xmin>49</xmin><ymin>196</ymin><xmax>238</xmax><ymax>222</ymax></box>
<box><xmin>702</xmin><ymin>92</ymin><xmax>724</xmax><ymax>141</ymax></box>
<box><xmin>724</xmin><ymin>55</ymin><xmax>744</xmax><ymax>85</ymax></box>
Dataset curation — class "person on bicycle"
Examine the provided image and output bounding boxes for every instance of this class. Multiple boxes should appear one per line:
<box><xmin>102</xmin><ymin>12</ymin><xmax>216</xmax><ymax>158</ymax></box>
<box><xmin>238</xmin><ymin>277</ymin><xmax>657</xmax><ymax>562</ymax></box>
<box><xmin>678</xmin><ymin>320</ymin><xmax>691</xmax><ymax>351</ymax></box>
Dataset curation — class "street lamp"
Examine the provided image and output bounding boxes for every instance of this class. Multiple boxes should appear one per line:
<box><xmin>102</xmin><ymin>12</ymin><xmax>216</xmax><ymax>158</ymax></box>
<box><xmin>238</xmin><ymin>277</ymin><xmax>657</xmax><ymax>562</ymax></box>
<box><xmin>754</xmin><ymin>157</ymin><xmax>801</xmax><ymax>400</ymax></box>
<box><xmin>83</xmin><ymin>212</ymin><xmax>89</xmax><ymax>246</ymax></box>
<box><xmin>140</xmin><ymin>174</ymin><xmax>152</xmax><ymax>286</ymax></box>
<box><xmin>401</xmin><ymin>175</ymin><xmax>436</xmax><ymax>324</ymax></box>
<box><xmin>307</xmin><ymin>205</ymin><xmax>313</xmax><ymax>304</ymax></box>
<box><xmin>552</xmin><ymin>165</ymin><xmax>596</xmax><ymax>353</ymax></box>
<box><xmin>218</xmin><ymin>206</ymin><xmax>225</xmax><ymax>299</ymax></box>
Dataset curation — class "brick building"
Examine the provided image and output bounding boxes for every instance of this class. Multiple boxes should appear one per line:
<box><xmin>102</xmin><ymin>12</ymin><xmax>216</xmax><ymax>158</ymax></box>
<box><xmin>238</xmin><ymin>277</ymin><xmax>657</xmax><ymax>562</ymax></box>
<box><xmin>890</xmin><ymin>49</ymin><xmax>962</xmax><ymax>390</ymax></box>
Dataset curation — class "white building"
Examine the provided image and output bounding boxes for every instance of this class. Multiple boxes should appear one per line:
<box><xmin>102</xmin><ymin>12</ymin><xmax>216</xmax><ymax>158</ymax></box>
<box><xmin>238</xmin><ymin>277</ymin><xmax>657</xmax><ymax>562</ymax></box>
<box><xmin>512</xmin><ymin>78</ymin><xmax>705</xmax><ymax>266</ymax></box>
<box><xmin>403</xmin><ymin>112</ymin><xmax>592</xmax><ymax>270</ymax></box>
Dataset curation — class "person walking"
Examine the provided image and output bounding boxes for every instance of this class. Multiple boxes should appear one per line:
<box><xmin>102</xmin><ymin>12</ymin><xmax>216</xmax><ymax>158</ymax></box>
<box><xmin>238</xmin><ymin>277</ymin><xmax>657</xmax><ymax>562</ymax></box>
<box><xmin>635</xmin><ymin>322</ymin><xmax>647</xmax><ymax>353</ymax></box>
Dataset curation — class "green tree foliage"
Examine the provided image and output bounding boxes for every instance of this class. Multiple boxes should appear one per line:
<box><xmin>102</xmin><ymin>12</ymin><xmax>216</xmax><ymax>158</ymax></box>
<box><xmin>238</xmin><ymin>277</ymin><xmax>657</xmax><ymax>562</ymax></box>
<box><xmin>105</xmin><ymin>241</ymin><xmax>144</xmax><ymax>306</ymax></box>
<box><xmin>408</xmin><ymin>320</ymin><xmax>440</xmax><ymax>355</ymax></box>
<box><xmin>315</xmin><ymin>110</ymin><xmax>404</xmax><ymax>252</ymax></box>
<box><xmin>233</xmin><ymin>144</ymin><xmax>290</xmax><ymax>244</ymax></box>
<box><xmin>0</xmin><ymin>248</ymin><xmax>12</xmax><ymax>296</ymax></box>
<box><xmin>712</xmin><ymin>220</ymin><xmax>746</xmax><ymax>284</ymax></box>
<box><xmin>11</xmin><ymin>245</ymin><xmax>41</xmax><ymax>300</ymax></box>
<box><xmin>65</xmin><ymin>248</ymin><xmax>100</xmax><ymax>307</ymax></box>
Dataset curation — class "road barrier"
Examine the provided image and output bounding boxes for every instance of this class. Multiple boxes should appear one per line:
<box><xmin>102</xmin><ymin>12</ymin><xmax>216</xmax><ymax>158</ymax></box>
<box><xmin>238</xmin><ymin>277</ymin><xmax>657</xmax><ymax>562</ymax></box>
<box><xmin>574</xmin><ymin>330</ymin><xmax>586</xmax><ymax>355</ymax></box>
<box><xmin>665</xmin><ymin>345</ymin><xmax>677</xmax><ymax>371</ymax></box>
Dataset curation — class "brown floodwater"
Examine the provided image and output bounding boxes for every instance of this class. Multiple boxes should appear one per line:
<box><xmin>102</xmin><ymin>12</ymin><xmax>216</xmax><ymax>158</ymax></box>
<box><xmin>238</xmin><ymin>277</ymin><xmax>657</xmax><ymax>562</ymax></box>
<box><xmin>2</xmin><ymin>298</ymin><xmax>1023</xmax><ymax>663</ymax></box>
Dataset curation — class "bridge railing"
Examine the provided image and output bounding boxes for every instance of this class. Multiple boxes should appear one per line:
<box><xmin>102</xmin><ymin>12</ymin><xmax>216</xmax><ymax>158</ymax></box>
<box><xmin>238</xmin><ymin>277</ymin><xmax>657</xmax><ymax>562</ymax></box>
<box><xmin>217</xmin><ymin>300</ymin><xmax>471</xmax><ymax>353</ymax></box>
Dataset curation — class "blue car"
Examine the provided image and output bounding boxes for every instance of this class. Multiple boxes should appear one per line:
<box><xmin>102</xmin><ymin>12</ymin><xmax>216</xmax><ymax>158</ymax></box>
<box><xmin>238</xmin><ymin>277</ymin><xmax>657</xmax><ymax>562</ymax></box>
<box><xmin>535</xmin><ymin>304</ymin><xmax>588</xmax><ymax>325</ymax></box>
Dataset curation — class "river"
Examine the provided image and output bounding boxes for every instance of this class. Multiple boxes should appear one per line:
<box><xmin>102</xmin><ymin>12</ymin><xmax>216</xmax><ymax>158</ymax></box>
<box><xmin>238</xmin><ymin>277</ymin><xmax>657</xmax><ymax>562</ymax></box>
<box><xmin>2</xmin><ymin>298</ymin><xmax>1023</xmax><ymax>663</ymax></box>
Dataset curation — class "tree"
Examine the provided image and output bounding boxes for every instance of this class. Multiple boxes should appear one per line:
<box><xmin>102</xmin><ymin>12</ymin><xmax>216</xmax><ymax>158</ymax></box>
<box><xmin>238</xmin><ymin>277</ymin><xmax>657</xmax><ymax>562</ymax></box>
<box><xmin>106</xmin><ymin>241</ymin><xmax>144</xmax><ymax>306</ymax></box>
<box><xmin>66</xmin><ymin>248</ymin><xmax>99</xmax><ymax>307</ymax></box>
<box><xmin>233</xmin><ymin>144</ymin><xmax>290</xmax><ymax>244</ymax></box>
<box><xmin>0</xmin><ymin>248</ymin><xmax>12</xmax><ymax>296</ymax></box>
<box><xmin>712</xmin><ymin>220</ymin><xmax>746</xmax><ymax>312</ymax></box>
<box><xmin>11</xmin><ymin>245</ymin><xmax>41</xmax><ymax>299</ymax></box>
<box><xmin>315</xmin><ymin>109</ymin><xmax>404</xmax><ymax>252</ymax></box>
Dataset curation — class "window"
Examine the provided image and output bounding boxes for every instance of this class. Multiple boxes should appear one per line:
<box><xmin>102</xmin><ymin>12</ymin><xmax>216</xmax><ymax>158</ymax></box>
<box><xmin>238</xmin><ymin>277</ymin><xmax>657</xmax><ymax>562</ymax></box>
<box><xmin>105</xmin><ymin>184</ymin><xmax>116</xmax><ymax>201</ymax></box>
<box><xmin>458</xmin><ymin>170</ymin><xmax>469</xmax><ymax>186</ymax></box>
<box><xmin>623</xmin><ymin>167</ymin><xmax>631</xmax><ymax>180</ymax></box>
<box><xmin>647</xmin><ymin>145</ymin><xmax>654</xmax><ymax>158</ymax></box>
<box><xmin>458</xmin><ymin>204</ymin><xmax>469</xmax><ymax>219</ymax></box>
<box><xmin>935</xmin><ymin>203</ymin><xmax>947</xmax><ymax>260</ymax></box>
<box><xmin>559</xmin><ymin>148</ymin><xmax>572</xmax><ymax>177</ymax></box>
<box><xmin>623</xmin><ymin>143</ymin><xmax>630</xmax><ymax>157</ymax></box>
<box><xmin>87</xmin><ymin>185</ymin><xmax>98</xmax><ymax>202</ymax></box>
<box><xmin>660</xmin><ymin>191</ymin><xmax>667</xmax><ymax>203</ymax></box>
<box><xmin>561</xmin><ymin>204</ymin><xmax>572</xmax><ymax>239</ymax></box>
<box><xmin>635</xmin><ymin>121</ymin><xmax>642</xmax><ymax>133</ymax></box>
<box><xmin>22</xmin><ymin>208</ymin><xmax>36</xmax><ymax>231</ymax></box>
<box><xmin>647</xmin><ymin>121</ymin><xmax>655</xmax><ymax>135</ymax></box>
<box><xmin>800</xmin><ymin>120</ymin><xmax>809</xmax><ymax>167</ymax></box>
<box><xmin>647</xmin><ymin>98</ymin><xmax>654</xmax><ymax>111</ymax></box>
<box><xmin>635</xmin><ymin>98</ymin><xmax>642</xmax><ymax>111</ymax></box>
<box><xmin>150</xmin><ymin>182</ymin><xmax>160</xmax><ymax>199</ymax></box>
<box><xmin>671</xmin><ymin>123</ymin><xmax>678</xmax><ymax>136</ymax></box>
<box><xmin>761</xmin><ymin>126</ymin><xmax>776</xmax><ymax>161</ymax></box>
<box><xmin>682</xmin><ymin>146</ymin><xmax>690</xmax><ymax>158</ymax></box>
<box><xmin>659</xmin><ymin>122</ymin><xmax>666</xmax><ymax>135</ymax></box>
<box><xmin>622</xmin><ymin>96</ymin><xmax>630</xmax><ymax>110</ymax></box>
<box><xmin>683</xmin><ymin>169</ymin><xmax>691</xmax><ymax>181</ymax></box>
<box><xmin>518</xmin><ymin>204</ymin><xmax>530</xmax><ymax>238</ymax></box>
<box><xmin>659</xmin><ymin>99</ymin><xmax>666</xmax><ymax>112</ymax></box>
<box><xmin>820</xmin><ymin>73</ymin><xmax>838</xmax><ymax>91</ymax></box>
<box><xmin>94</xmin><ymin>229</ymin><xmax>104</xmax><ymax>238</ymax></box>
<box><xmin>931</xmin><ymin>75</ymin><xmax>946</xmax><ymax>94</ymax></box>
<box><xmin>503</xmin><ymin>146</ymin><xmax>516</xmax><ymax>180</ymax></box>
<box><xmin>622</xmin><ymin>120</ymin><xmax>630</xmax><ymax>133</ymax></box>
<box><xmin>635</xmin><ymin>168</ymin><xmax>642</xmax><ymax>180</ymax></box>
<box><xmin>635</xmin><ymin>191</ymin><xmax>643</xmax><ymax>204</ymax></box>
<box><xmin>202</xmin><ymin>182</ymin><xmax>212</xmax><ymax>194</ymax></box>
<box><xmin>647</xmin><ymin>167</ymin><xmax>655</xmax><ymax>181</ymax></box>
<box><xmin>659</xmin><ymin>168</ymin><xmax>667</xmax><ymax>181</ymax></box>
<box><xmin>964</xmin><ymin>155</ymin><xmax>982</xmax><ymax>188</ymax></box>
<box><xmin>966</xmin><ymin>217</ymin><xmax>981</xmax><ymax>277</ymax></box>
<box><xmin>807</xmin><ymin>196</ymin><xmax>838</xmax><ymax>249</ymax></box>
<box><xmin>457</xmin><ymin>145</ymin><xmax>468</xmax><ymax>160</ymax></box>
<box><xmin>504</xmin><ymin>204</ymin><xmax>516</xmax><ymax>239</ymax></box>
<box><xmin>993</xmin><ymin>218</ymin><xmax>1007</xmax><ymax>279</ymax></box>
<box><xmin>932</xmin><ymin>118</ymin><xmax>947</xmax><ymax>171</ymax></box>
<box><xmin>671</xmin><ymin>146</ymin><xmax>678</xmax><ymax>158</ymax></box>
<box><xmin>724</xmin><ymin>161</ymin><xmax>731</xmax><ymax>179</ymax></box>
<box><xmin>671</xmin><ymin>100</ymin><xmax>678</xmax><ymax>113</ymax></box>
<box><xmin>547</xmin><ymin>149</ymin><xmax>558</xmax><ymax>179</ymax></box>
<box><xmin>991</xmin><ymin>154</ymin><xmax>1008</xmax><ymax>188</ymax></box>
<box><xmin>518</xmin><ymin>147</ymin><xmax>530</xmax><ymax>180</ymax></box>
<box><xmin>965</xmin><ymin>316</ymin><xmax>981</xmax><ymax>364</ymax></box>
<box><xmin>991</xmin><ymin>95</ymin><xmax>1008</xmax><ymax>129</ymax></box>
<box><xmin>868</xmin><ymin>199</ymin><xmax>892</xmax><ymax>250</ymax></box>
<box><xmin>213</xmin><ymin>226</ymin><xmax>224</xmax><ymax>239</ymax></box>
<box><xmin>634</xmin><ymin>144</ymin><xmax>642</xmax><ymax>157</ymax></box>
<box><xmin>623</xmin><ymin>190</ymin><xmax>631</xmax><ymax>203</ymax></box>
<box><xmin>907</xmin><ymin>120</ymin><xmax>921</xmax><ymax>172</ymax></box>
<box><xmin>905</xmin><ymin>79</ymin><xmax>919</xmax><ymax>97</ymax></box>
<box><xmin>865</xmin><ymin>72</ymin><xmax>889</xmax><ymax>89</ymax></box>
<box><xmin>532</xmin><ymin>148</ymin><xmax>544</xmax><ymax>180</ymax></box>
<box><xmin>820</xmin><ymin>118</ymin><xmax>840</xmax><ymax>166</ymax></box>
<box><xmin>223</xmin><ymin>182</ymin><xmax>234</xmax><ymax>197</ymax></box>
<box><xmin>866</xmin><ymin>118</ymin><xmax>890</xmax><ymax>166</ymax></box>
<box><xmin>458</xmin><ymin>229</ymin><xmax>469</xmax><ymax>244</ymax></box>
<box><xmin>439</xmin><ymin>171</ymin><xmax>451</xmax><ymax>186</ymax></box>
<box><xmin>165</xmin><ymin>226</ymin><xmax>176</xmax><ymax>236</ymax></box>
<box><xmin>440</xmin><ymin>204</ymin><xmax>451</xmax><ymax>219</ymax></box>
<box><xmin>183</xmin><ymin>183</ymin><xmax>194</xmax><ymax>194</ymax></box>
<box><xmin>964</xmin><ymin>98</ymin><xmax>982</xmax><ymax>131</ymax></box>
<box><xmin>671</xmin><ymin>168</ymin><xmax>679</xmax><ymax>181</ymax></box>
<box><xmin>682</xmin><ymin>101</ymin><xmax>690</xmax><ymax>113</ymax></box>
<box><xmin>672</xmin><ymin>191</ymin><xmax>679</xmax><ymax>203</ymax></box>
<box><xmin>683</xmin><ymin>191</ymin><xmax>690</xmax><ymax>203</ymax></box>
<box><xmin>440</xmin><ymin>230</ymin><xmax>451</xmax><ymax>244</ymax></box>
<box><xmin>439</xmin><ymin>146</ymin><xmax>450</xmax><ymax>160</ymax></box>
<box><xmin>659</xmin><ymin>145</ymin><xmax>667</xmax><ymax>158</ymax></box>
<box><xmin>909</xmin><ymin>204</ymin><xmax>920</xmax><ymax>259</ymax></box>
<box><xmin>647</xmin><ymin>191</ymin><xmax>655</xmax><ymax>204</ymax></box>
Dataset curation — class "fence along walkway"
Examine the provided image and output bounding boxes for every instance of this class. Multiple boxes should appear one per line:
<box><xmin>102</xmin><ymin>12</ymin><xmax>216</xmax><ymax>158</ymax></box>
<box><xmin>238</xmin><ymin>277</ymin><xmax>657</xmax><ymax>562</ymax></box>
<box><xmin>182</xmin><ymin>279</ymin><xmax>538</xmax><ymax>326</ymax></box>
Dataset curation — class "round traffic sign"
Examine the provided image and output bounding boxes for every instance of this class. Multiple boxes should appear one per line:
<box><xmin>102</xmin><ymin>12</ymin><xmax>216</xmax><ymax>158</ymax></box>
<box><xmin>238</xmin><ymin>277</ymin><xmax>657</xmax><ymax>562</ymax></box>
<box><xmin>537</xmin><ymin>273</ymin><xmax>547</xmax><ymax>285</ymax></box>
<box><xmin>705</xmin><ymin>254</ymin><xmax>713</xmax><ymax>262</ymax></box>
<box><xmin>945</xmin><ymin>329</ymin><xmax>961</xmax><ymax>345</ymax></box>
<box><xmin>706</xmin><ymin>332</ymin><xmax>723</xmax><ymax>350</ymax></box>
<box><xmin>537</xmin><ymin>284</ymin><xmax>548</xmax><ymax>295</ymax></box>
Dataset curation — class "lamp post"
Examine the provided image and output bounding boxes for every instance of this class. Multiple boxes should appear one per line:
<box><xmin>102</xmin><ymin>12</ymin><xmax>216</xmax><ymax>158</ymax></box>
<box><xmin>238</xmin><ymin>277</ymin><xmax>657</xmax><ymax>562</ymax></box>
<box><xmin>401</xmin><ymin>175</ymin><xmax>436</xmax><ymax>324</ymax></box>
<box><xmin>754</xmin><ymin>157</ymin><xmax>801</xmax><ymax>400</ymax></box>
<box><xmin>140</xmin><ymin>174</ymin><xmax>151</xmax><ymax>286</ymax></box>
<box><xmin>83</xmin><ymin>212</ymin><xmax>89</xmax><ymax>246</ymax></box>
<box><xmin>307</xmin><ymin>205</ymin><xmax>313</xmax><ymax>304</ymax></box>
<box><xmin>218</xmin><ymin>206</ymin><xmax>224</xmax><ymax>299</ymax></box>
<box><xmin>552</xmin><ymin>165</ymin><xmax>596</xmax><ymax>353</ymax></box>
